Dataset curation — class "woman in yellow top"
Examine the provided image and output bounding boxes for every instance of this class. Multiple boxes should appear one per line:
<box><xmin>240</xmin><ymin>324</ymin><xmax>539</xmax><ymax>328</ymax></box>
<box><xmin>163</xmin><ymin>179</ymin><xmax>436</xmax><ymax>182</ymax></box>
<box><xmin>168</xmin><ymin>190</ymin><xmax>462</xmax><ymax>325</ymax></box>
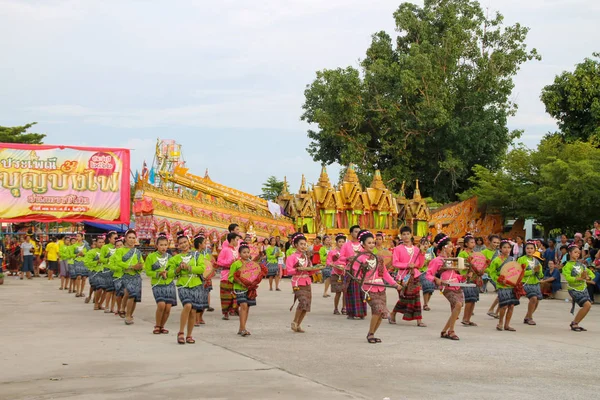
<box><xmin>45</xmin><ymin>237</ymin><xmax>60</xmax><ymax>281</ymax></box>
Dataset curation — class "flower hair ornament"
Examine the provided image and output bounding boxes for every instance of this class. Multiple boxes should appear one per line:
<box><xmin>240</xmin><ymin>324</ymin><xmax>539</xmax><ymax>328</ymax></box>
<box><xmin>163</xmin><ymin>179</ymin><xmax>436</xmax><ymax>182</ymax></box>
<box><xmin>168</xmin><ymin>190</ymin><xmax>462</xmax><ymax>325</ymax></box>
<box><xmin>358</xmin><ymin>230</ymin><xmax>372</xmax><ymax>241</ymax></box>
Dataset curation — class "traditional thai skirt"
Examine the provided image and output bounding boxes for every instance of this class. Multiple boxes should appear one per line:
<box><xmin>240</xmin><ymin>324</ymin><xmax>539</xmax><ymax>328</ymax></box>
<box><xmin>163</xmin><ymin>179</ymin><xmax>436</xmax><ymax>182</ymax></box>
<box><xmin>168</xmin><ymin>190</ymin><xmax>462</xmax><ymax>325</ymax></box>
<box><xmin>393</xmin><ymin>280</ymin><xmax>422</xmax><ymax>321</ymax></box>
<box><xmin>330</xmin><ymin>273</ymin><xmax>344</xmax><ymax>293</ymax></box>
<box><xmin>178</xmin><ymin>286</ymin><xmax>203</xmax><ymax>311</ymax></box>
<box><xmin>236</xmin><ymin>290</ymin><xmax>257</xmax><ymax>307</ymax></box>
<box><xmin>266</xmin><ymin>262</ymin><xmax>279</xmax><ymax>277</ymax></box>
<box><xmin>59</xmin><ymin>260</ymin><xmax>69</xmax><ymax>278</ymax></box>
<box><xmin>498</xmin><ymin>288</ymin><xmax>520</xmax><ymax>308</ymax></box>
<box><xmin>524</xmin><ymin>283</ymin><xmax>543</xmax><ymax>300</ymax></box>
<box><xmin>344</xmin><ymin>276</ymin><xmax>367</xmax><ymax>318</ymax></box>
<box><xmin>152</xmin><ymin>282</ymin><xmax>177</xmax><ymax>306</ymax></box>
<box><xmin>122</xmin><ymin>273</ymin><xmax>142</xmax><ymax>302</ymax></box>
<box><xmin>463</xmin><ymin>286</ymin><xmax>480</xmax><ymax>303</ymax></box>
<box><xmin>74</xmin><ymin>260</ymin><xmax>88</xmax><ymax>277</ymax></box>
<box><xmin>88</xmin><ymin>271</ymin><xmax>100</xmax><ymax>289</ymax></box>
<box><xmin>114</xmin><ymin>277</ymin><xmax>124</xmax><ymax>297</ymax></box>
<box><xmin>367</xmin><ymin>290</ymin><xmax>389</xmax><ymax>318</ymax></box>
<box><xmin>569</xmin><ymin>289</ymin><xmax>591</xmax><ymax>308</ymax></box>
<box><xmin>220</xmin><ymin>280</ymin><xmax>237</xmax><ymax>315</ymax></box>
<box><xmin>443</xmin><ymin>289</ymin><xmax>464</xmax><ymax>309</ymax></box>
<box><xmin>68</xmin><ymin>263</ymin><xmax>76</xmax><ymax>279</ymax></box>
<box><xmin>322</xmin><ymin>266</ymin><xmax>332</xmax><ymax>280</ymax></box>
<box><xmin>102</xmin><ymin>270</ymin><xmax>115</xmax><ymax>292</ymax></box>
<box><xmin>294</xmin><ymin>285</ymin><xmax>312</xmax><ymax>312</ymax></box>
<box><xmin>419</xmin><ymin>273</ymin><xmax>436</xmax><ymax>294</ymax></box>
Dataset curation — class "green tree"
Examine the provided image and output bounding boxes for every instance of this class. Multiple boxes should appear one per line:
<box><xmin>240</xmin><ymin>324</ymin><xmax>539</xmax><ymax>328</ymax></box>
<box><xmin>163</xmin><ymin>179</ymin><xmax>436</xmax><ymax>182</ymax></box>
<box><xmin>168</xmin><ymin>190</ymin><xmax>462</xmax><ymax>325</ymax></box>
<box><xmin>0</xmin><ymin>122</ymin><xmax>46</xmax><ymax>144</ymax></box>
<box><xmin>260</xmin><ymin>176</ymin><xmax>285</xmax><ymax>201</ymax></box>
<box><xmin>301</xmin><ymin>0</ymin><xmax>539</xmax><ymax>202</ymax></box>
<box><xmin>462</xmin><ymin>138</ymin><xmax>600</xmax><ymax>236</ymax></box>
<box><xmin>541</xmin><ymin>53</ymin><xmax>600</xmax><ymax>144</ymax></box>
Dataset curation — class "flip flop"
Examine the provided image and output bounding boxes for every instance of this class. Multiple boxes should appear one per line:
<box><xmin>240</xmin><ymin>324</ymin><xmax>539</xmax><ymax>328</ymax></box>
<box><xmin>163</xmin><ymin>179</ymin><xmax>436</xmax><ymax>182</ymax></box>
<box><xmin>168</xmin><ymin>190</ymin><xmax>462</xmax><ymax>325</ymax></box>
<box><xmin>388</xmin><ymin>317</ymin><xmax>397</xmax><ymax>325</ymax></box>
<box><xmin>504</xmin><ymin>327</ymin><xmax>516</xmax><ymax>332</ymax></box>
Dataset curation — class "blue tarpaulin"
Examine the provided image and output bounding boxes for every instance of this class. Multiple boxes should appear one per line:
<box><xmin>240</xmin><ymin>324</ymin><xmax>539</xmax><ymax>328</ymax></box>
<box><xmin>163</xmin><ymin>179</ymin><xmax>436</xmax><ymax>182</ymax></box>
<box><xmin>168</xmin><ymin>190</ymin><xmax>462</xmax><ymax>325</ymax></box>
<box><xmin>84</xmin><ymin>222</ymin><xmax>133</xmax><ymax>233</ymax></box>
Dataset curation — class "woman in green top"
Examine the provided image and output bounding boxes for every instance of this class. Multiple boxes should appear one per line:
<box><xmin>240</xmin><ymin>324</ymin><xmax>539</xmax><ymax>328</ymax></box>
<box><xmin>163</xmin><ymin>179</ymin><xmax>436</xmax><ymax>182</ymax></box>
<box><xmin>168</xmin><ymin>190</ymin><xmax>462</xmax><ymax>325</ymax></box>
<box><xmin>113</xmin><ymin>230</ymin><xmax>144</xmax><ymax>325</ymax></box>
<box><xmin>108</xmin><ymin>237</ymin><xmax>125</xmax><ymax>315</ymax></box>
<box><xmin>483</xmin><ymin>234</ymin><xmax>501</xmax><ymax>318</ymax></box>
<box><xmin>320</xmin><ymin>235</ymin><xmax>332</xmax><ymax>298</ymax></box>
<box><xmin>99</xmin><ymin>232</ymin><xmax>118</xmax><ymax>313</ymax></box>
<box><xmin>563</xmin><ymin>245</ymin><xmax>596</xmax><ymax>331</ymax></box>
<box><xmin>144</xmin><ymin>234</ymin><xmax>175</xmax><ymax>335</ymax></box>
<box><xmin>84</xmin><ymin>235</ymin><xmax>104</xmax><ymax>309</ymax></box>
<box><xmin>58</xmin><ymin>237</ymin><xmax>73</xmax><ymax>291</ymax></box>
<box><xmin>72</xmin><ymin>233</ymin><xmax>90</xmax><ymax>298</ymax></box>
<box><xmin>229</xmin><ymin>242</ymin><xmax>257</xmax><ymax>337</ymax></box>
<box><xmin>66</xmin><ymin>238</ymin><xmax>78</xmax><ymax>293</ymax></box>
<box><xmin>192</xmin><ymin>234</ymin><xmax>213</xmax><ymax>326</ymax></box>
<box><xmin>488</xmin><ymin>240</ymin><xmax>518</xmax><ymax>331</ymax></box>
<box><xmin>517</xmin><ymin>241</ymin><xmax>544</xmax><ymax>326</ymax></box>
<box><xmin>168</xmin><ymin>233</ymin><xmax>206</xmax><ymax>345</ymax></box>
<box><xmin>458</xmin><ymin>234</ymin><xmax>479</xmax><ymax>326</ymax></box>
<box><xmin>265</xmin><ymin>237</ymin><xmax>281</xmax><ymax>291</ymax></box>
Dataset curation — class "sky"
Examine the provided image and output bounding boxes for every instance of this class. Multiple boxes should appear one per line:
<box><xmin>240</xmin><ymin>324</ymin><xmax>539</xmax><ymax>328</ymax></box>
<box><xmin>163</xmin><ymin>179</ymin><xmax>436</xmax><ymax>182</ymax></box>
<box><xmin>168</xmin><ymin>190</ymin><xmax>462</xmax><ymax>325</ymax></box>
<box><xmin>1</xmin><ymin>0</ymin><xmax>599</xmax><ymax>197</ymax></box>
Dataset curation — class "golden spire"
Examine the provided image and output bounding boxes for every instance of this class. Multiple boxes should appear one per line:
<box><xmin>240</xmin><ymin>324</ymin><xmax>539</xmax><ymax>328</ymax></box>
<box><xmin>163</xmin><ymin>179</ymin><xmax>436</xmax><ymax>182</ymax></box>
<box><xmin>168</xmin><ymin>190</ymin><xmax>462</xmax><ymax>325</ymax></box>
<box><xmin>343</xmin><ymin>164</ymin><xmax>360</xmax><ymax>184</ymax></box>
<box><xmin>399</xmin><ymin>181</ymin><xmax>406</xmax><ymax>199</ymax></box>
<box><xmin>413</xmin><ymin>179</ymin><xmax>422</xmax><ymax>200</ymax></box>
<box><xmin>281</xmin><ymin>176</ymin><xmax>289</xmax><ymax>195</ymax></box>
<box><xmin>370</xmin><ymin>170</ymin><xmax>386</xmax><ymax>190</ymax></box>
<box><xmin>317</xmin><ymin>166</ymin><xmax>331</xmax><ymax>187</ymax></box>
<box><xmin>299</xmin><ymin>174</ymin><xmax>307</xmax><ymax>192</ymax></box>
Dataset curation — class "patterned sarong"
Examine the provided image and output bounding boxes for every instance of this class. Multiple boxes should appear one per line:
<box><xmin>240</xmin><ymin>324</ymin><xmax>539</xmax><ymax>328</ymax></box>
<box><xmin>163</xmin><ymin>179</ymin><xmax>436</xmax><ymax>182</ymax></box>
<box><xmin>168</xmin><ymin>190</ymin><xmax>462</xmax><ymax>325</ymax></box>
<box><xmin>293</xmin><ymin>285</ymin><xmax>311</xmax><ymax>312</ymax></box>
<box><xmin>443</xmin><ymin>289</ymin><xmax>464</xmax><ymax>309</ymax></box>
<box><xmin>344</xmin><ymin>276</ymin><xmax>367</xmax><ymax>318</ymax></box>
<box><xmin>368</xmin><ymin>290</ymin><xmax>389</xmax><ymax>318</ymax></box>
<box><xmin>220</xmin><ymin>280</ymin><xmax>237</xmax><ymax>315</ymax></box>
<box><xmin>393</xmin><ymin>280</ymin><xmax>422</xmax><ymax>321</ymax></box>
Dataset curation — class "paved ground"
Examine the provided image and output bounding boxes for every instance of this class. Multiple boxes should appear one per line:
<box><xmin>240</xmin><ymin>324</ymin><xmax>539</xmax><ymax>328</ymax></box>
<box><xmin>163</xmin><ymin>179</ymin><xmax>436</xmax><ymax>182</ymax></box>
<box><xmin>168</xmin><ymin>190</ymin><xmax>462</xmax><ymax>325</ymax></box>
<box><xmin>0</xmin><ymin>276</ymin><xmax>598</xmax><ymax>400</ymax></box>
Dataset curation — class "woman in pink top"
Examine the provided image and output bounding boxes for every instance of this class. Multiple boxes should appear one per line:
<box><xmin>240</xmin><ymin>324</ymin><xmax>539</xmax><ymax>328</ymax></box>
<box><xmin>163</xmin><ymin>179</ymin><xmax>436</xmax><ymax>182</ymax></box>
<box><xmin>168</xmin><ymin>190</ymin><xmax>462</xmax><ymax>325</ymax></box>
<box><xmin>286</xmin><ymin>233</ymin><xmax>313</xmax><ymax>333</ymax></box>
<box><xmin>389</xmin><ymin>226</ymin><xmax>426</xmax><ymax>327</ymax></box>
<box><xmin>348</xmin><ymin>230</ymin><xmax>399</xmax><ymax>343</ymax></box>
<box><xmin>339</xmin><ymin>225</ymin><xmax>367</xmax><ymax>319</ymax></box>
<box><xmin>425</xmin><ymin>233</ymin><xmax>465</xmax><ymax>341</ymax></box>
<box><xmin>216</xmin><ymin>232</ymin><xmax>241</xmax><ymax>320</ymax></box>
<box><xmin>327</xmin><ymin>233</ymin><xmax>347</xmax><ymax>315</ymax></box>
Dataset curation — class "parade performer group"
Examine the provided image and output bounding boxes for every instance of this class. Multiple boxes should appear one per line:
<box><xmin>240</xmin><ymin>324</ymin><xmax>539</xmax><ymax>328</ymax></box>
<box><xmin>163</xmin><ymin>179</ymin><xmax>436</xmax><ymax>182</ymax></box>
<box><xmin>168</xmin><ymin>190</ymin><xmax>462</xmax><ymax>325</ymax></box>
<box><xmin>48</xmin><ymin>225</ymin><xmax>596</xmax><ymax>346</ymax></box>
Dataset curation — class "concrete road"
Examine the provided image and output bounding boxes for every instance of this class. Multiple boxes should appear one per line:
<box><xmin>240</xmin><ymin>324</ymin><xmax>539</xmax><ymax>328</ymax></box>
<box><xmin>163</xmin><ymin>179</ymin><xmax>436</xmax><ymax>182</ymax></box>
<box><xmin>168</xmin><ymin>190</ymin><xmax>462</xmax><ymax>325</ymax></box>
<box><xmin>0</xmin><ymin>277</ymin><xmax>597</xmax><ymax>400</ymax></box>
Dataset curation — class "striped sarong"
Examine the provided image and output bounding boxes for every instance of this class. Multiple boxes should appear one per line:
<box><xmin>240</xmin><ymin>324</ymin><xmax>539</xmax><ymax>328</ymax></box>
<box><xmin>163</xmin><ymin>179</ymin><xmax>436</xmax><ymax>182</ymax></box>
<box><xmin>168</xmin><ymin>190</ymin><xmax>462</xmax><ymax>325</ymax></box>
<box><xmin>220</xmin><ymin>281</ymin><xmax>237</xmax><ymax>315</ymax></box>
<box><xmin>344</xmin><ymin>276</ymin><xmax>367</xmax><ymax>318</ymax></box>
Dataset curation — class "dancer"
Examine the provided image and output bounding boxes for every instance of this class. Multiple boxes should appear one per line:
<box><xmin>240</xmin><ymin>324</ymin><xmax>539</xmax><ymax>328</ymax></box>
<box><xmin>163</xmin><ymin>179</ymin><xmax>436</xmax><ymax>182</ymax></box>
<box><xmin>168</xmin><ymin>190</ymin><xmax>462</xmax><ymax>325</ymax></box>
<box><xmin>113</xmin><ymin>230</ymin><xmax>144</xmax><ymax>325</ymax></box>
<box><xmin>327</xmin><ymin>233</ymin><xmax>347</xmax><ymax>315</ymax></box>
<box><xmin>563</xmin><ymin>245</ymin><xmax>595</xmax><ymax>331</ymax></box>
<box><xmin>109</xmin><ymin>237</ymin><xmax>125</xmax><ymax>317</ymax></box>
<box><xmin>488</xmin><ymin>240</ymin><xmax>519</xmax><ymax>331</ymax></box>
<box><xmin>389</xmin><ymin>226</ymin><xmax>426</xmax><ymax>327</ymax></box>
<box><xmin>83</xmin><ymin>235</ymin><xmax>104</xmax><ymax>309</ymax></box>
<box><xmin>66</xmin><ymin>238</ymin><xmax>77</xmax><ymax>293</ymax></box>
<box><xmin>339</xmin><ymin>225</ymin><xmax>367</xmax><ymax>320</ymax></box>
<box><xmin>193</xmin><ymin>234</ymin><xmax>213</xmax><ymax>326</ymax></box>
<box><xmin>229</xmin><ymin>241</ymin><xmax>261</xmax><ymax>336</ymax></box>
<box><xmin>265</xmin><ymin>237</ymin><xmax>281</xmax><ymax>291</ymax></box>
<box><xmin>144</xmin><ymin>233</ymin><xmax>175</xmax><ymax>335</ymax></box>
<box><xmin>373</xmin><ymin>231</ymin><xmax>385</xmax><ymax>254</ymax></box>
<box><xmin>426</xmin><ymin>233</ymin><xmax>464</xmax><ymax>341</ymax></box>
<box><xmin>349</xmin><ymin>230</ymin><xmax>400</xmax><ymax>343</ymax></box>
<box><xmin>517</xmin><ymin>241</ymin><xmax>544</xmax><ymax>325</ymax></box>
<box><xmin>169</xmin><ymin>232</ymin><xmax>206</xmax><ymax>344</ymax></box>
<box><xmin>483</xmin><ymin>234</ymin><xmax>501</xmax><ymax>318</ymax></box>
<box><xmin>99</xmin><ymin>232</ymin><xmax>118</xmax><ymax>314</ymax></box>
<box><xmin>320</xmin><ymin>235</ymin><xmax>332</xmax><ymax>297</ymax></box>
<box><xmin>419</xmin><ymin>237</ymin><xmax>436</xmax><ymax>311</ymax></box>
<box><xmin>286</xmin><ymin>233</ymin><xmax>313</xmax><ymax>333</ymax></box>
<box><xmin>72</xmin><ymin>232</ymin><xmax>89</xmax><ymax>298</ymax></box>
<box><xmin>57</xmin><ymin>235</ymin><xmax>70</xmax><ymax>290</ymax></box>
<box><xmin>216</xmin><ymin>232</ymin><xmax>241</xmax><ymax>320</ymax></box>
<box><xmin>458</xmin><ymin>234</ymin><xmax>479</xmax><ymax>326</ymax></box>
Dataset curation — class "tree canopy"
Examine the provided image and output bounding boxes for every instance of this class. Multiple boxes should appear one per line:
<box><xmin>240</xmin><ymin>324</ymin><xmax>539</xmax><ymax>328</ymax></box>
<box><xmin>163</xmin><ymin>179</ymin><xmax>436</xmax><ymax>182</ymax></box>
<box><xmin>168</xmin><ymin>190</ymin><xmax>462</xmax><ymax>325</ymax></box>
<box><xmin>0</xmin><ymin>122</ymin><xmax>46</xmax><ymax>144</ymax></box>
<box><xmin>461</xmin><ymin>136</ymin><xmax>600</xmax><ymax>236</ymax></box>
<box><xmin>541</xmin><ymin>53</ymin><xmax>600</xmax><ymax>145</ymax></box>
<box><xmin>301</xmin><ymin>0</ymin><xmax>539</xmax><ymax>202</ymax></box>
<box><xmin>259</xmin><ymin>176</ymin><xmax>285</xmax><ymax>201</ymax></box>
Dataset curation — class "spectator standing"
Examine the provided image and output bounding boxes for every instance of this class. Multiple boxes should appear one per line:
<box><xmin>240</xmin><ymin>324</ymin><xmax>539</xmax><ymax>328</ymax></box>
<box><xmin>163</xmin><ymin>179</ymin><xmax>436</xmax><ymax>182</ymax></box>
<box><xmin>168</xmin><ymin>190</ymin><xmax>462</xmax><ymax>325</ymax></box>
<box><xmin>45</xmin><ymin>237</ymin><xmax>60</xmax><ymax>281</ymax></box>
<box><xmin>543</xmin><ymin>239</ymin><xmax>556</xmax><ymax>270</ymax></box>
<box><xmin>20</xmin><ymin>235</ymin><xmax>34</xmax><ymax>280</ymax></box>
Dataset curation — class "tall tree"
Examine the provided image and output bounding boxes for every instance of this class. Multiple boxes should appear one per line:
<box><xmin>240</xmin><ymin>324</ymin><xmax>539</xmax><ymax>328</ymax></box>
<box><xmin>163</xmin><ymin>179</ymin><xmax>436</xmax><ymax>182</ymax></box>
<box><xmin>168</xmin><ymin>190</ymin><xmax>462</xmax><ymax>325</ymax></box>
<box><xmin>301</xmin><ymin>0</ymin><xmax>539</xmax><ymax>202</ymax></box>
<box><xmin>0</xmin><ymin>122</ymin><xmax>46</xmax><ymax>144</ymax></box>
<box><xmin>541</xmin><ymin>53</ymin><xmax>600</xmax><ymax>145</ymax></box>
<box><xmin>259</xmin><ymin>176</ymin><xmax>285</xmax><ymax>201</ymax></box>
<box><xmin>462</xmin><ymin>137</ymin><xmax>600</xmax><ymax>236</ymax></box>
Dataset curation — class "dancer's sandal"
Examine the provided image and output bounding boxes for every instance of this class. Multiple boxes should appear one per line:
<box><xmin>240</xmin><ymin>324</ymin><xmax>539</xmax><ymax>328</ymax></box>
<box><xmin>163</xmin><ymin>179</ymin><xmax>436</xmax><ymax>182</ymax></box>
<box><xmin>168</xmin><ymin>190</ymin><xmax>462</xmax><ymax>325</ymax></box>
<box><xmin>291</xmin><ymin>322</ymin><xmax>298</xmax><ymax>332</ymax></box>
<box><xmin>504</xmin><ymin>326</ymin><xmax>516</xmax><ymax>332</ymax></box>
<box><xmin>417</xmin><ymin>322</ymin><xmax>427</xmax><ymax>327</ymax></box>
<box><xmin>124</xmin><ymin>318</ymin><xmax>134</xmax><ymax>325</ymax></box>
<box><xmin>84</xmin><ymin>297</ymin><xmax>91</xmax><ymax>304</ymax></box>
<box><xmin>423</xmin><ymin>305</ymin><xmax>431</xmax><ymax>311</ymax></box>
<box><xmin>160</xmin><ymin>327</ymin><xmax>169</xmax><ymax>334</ymax></box>
<box><xmin>240</xmin><ymin>330</ymin><xmax>251</xmax><ymax>337</ymax></box>
<box><xmin>296</xmin><ymin>326</ymin><xmax>305</xmax><ymax>333</ymax></box>
<box><xmin>461</xmin><ymin>321</ymin><xmax>477</xmax><ymax>326</ymax></box>
<box><xmin>446</xmin><ymin>330</ymin><xmax>460</xmax><ymax>340</ymax></box>
<box><xmin>388</xmin><ymin>317</ymin><xmax>397</xmax><ymax>325</ymax></box>
<box><xmin>333</xmin><ymin>309</ymin><xmax>340</xmax><ymax>315</ymax></box>
<box><xmin>496</xmin><ymin>325</ymin><xmax>503</xmax><ymax>331</ymax></box>
<box><xmin>153</xmin><ymin>326</ymin><xmax>162</xmax><ymax>334</ymax></box>
<box><xmin>570</xmin><ymin>322</ymin><xmax>585</xmax><ymax>332</ymax></box>
<box><xmin>367</xmin><ymin>334</ymin><xmax>378</xmax><ymax>344</ymax></box>
<box><xmin>186</xmin><ymin>336</ymin><xmax>196</xmax><ymax>344</ymax></box>
<box><xmin>177</xmin><ymin>332</ymin><xmax>185</xmax><ymax>344</ymax></box>
<box><xmin>341</xmin><ymin>308</ymin><xmax>347</xmax><ymax>315</ymax></box>
<box><xmin>523</xmin><ymin>318</ymin><xmax>537</xmax><ymax>325</ymax></box>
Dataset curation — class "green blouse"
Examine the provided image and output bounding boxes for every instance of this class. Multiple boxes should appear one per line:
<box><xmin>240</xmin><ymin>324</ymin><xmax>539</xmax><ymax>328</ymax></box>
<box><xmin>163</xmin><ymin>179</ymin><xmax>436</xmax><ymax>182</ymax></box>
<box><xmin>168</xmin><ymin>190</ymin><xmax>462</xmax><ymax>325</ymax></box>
<box><xmin>562</xmin><ymin>261</ymin><xmax>595</xmax><ymax>292</ymax></box>
<box><xmin>83</xmin><ymin>248</ymin><xmax>101</xmax><ymax>272</ymax></box>
<box><xmin>110</xmin><ymin>247</ymin><xmax>144</xmax><ymax>278</ymax></box>
<box><xmin>517</xmin><ymin>255</ymin><xmax>543</xmax><ymax>285</ymax></box>
<box><xmin>168</xmin><ymin>252</ymin><xmax>205</xmax><ymax>288</ymax></box>
<box><xmin>144</xmin><ymin>251</ymin><xmax>175</xmax><ymax>286</ymax></box>
<box><xmin>265</xmin><ymin>246</ymin><xmax>280</xmax><ymax>264</ymax></box>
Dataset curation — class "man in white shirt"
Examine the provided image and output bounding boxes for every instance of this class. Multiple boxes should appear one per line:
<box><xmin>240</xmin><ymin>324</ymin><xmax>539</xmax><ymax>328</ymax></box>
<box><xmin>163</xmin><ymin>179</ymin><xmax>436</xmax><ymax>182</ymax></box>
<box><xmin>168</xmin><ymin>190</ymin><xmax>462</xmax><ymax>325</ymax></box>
<box><xmin>20</xmin><ymin>235</ymin><xmax>35</xmax><ymax>280</ymax></box>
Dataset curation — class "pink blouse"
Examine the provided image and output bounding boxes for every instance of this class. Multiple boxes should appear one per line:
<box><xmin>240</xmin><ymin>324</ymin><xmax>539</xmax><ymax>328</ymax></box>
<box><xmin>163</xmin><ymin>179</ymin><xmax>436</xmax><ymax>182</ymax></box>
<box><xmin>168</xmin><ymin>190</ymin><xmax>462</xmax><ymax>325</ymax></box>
<box><xmin>326</xmin><ymin>247</ymin><xmax>345</xmax><ymax>275</ymax></box>
<box><xmin>217</xmin><ymin>243</ymin><xmax>238</xmax><ymax>281</ymax></box>
<box><xmin>425</xmin><ymin>256</ymin><xmax>465</xmax><ymax>291</ymax></box>
<box><xmin>350</xmin><ymin>253</ymin><xmax>397</xmax><ymax>293</ymax></box>
<box><xmin>338</xmin><ymin>240</ymin><xmax>362</xmax><ymax>265</ymax></box>
<box><xmin>286</xmin><ymin>251</ymin><xmax>312</xmax><ymax>287</ymax></box>
<box><xmin>392</xmin><ymin>244</ymin><xmax>424</xmax><ymax>280</ymax></box>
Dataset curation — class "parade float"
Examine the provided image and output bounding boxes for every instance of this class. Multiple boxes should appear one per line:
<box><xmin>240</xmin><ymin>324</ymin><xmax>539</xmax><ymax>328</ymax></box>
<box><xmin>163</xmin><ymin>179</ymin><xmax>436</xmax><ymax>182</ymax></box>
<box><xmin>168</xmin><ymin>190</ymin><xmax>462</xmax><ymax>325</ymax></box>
<box><xmin>132</xmin><ymin>139</ymin><xmax>296</xmax><ymax>248</ymax></box>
